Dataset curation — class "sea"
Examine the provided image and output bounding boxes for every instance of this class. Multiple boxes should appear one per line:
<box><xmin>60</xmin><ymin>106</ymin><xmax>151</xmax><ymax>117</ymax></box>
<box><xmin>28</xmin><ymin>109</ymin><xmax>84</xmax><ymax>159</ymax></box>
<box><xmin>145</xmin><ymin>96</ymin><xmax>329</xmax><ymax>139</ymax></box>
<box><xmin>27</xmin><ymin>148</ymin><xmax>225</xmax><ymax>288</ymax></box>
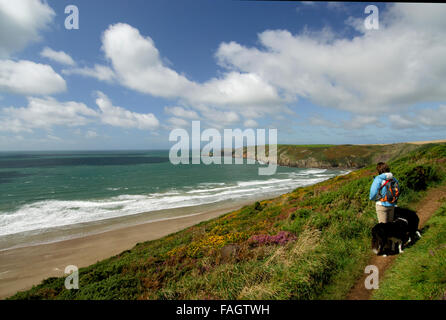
<box><xmin>0</xmin><ymin>151</ymin><xmax>347</xmax><ymax>250</ymax></box>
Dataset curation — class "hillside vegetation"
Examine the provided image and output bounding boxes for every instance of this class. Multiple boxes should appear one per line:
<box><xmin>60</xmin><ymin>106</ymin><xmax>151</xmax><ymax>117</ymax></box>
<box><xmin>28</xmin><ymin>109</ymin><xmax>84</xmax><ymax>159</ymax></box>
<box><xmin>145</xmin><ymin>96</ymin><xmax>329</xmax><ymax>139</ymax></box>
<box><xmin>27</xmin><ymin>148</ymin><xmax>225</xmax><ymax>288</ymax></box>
<box><xmin>238</xmin><ymin>143</ymin><xmax>421</xmax><ymax>169</ymax></box>
<box><xmin>10</xmin><ymin>143</ymin><xmax>446</xmax><ymax>300</ymax></box>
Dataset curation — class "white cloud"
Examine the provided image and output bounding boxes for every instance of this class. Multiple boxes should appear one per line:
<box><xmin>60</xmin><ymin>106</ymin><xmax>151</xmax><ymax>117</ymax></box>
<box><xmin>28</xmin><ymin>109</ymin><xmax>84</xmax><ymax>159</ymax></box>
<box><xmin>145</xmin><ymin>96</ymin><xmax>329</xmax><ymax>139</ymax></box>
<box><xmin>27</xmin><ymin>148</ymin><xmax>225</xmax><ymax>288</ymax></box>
<box><xmin>308</xmin><ymin>115</ymin><xmax>338</xmax><ymax>128</ymax></box>
<box><xmin>100</xmin><ymin>23</ymin><xmax>283</xmax><ymax>110</ymax></box>
<box><xmin>419</xmin><ymin>105</ymin><xmax>446</xmax><ymax>127</ymax></box>
<box><xmin>389</xmin><ymin>114</ymin><xmax>416</xmax><ymax>129</ymax></box>
<box><xmin>243</xmin><ymin>119</ymin><xmax>259</xmax><ymax>127</ymax></box>
<box><xmin>197</xmin><ymin>105</ymin><xmax>240</xmax><ymax>128</ymax></box>
<box><xmin>102</xmin><ymin>23</ymin><xmax>193</xmax><ymax>99</ymax></box>
<box><xmin>307</xmin><ymin>114</ymin><xmax>381</xmax><ymax>130</ymax></box>
<box><xmin>95</xmin><ymin>91</ymin><xmax>159</xmax><ymax>130</ymax></box>
<box><xmin>196</xmin><ymin>71</ymin><xmax>281</xmax><ymax>107</ymax></box>
<box><xmin>311</xmin><ymin>105</ymin><xmax>446</xmax><ymax>131</ymax></box>
<box><xmin>342</xmin><ymin>115</ymin><xmax>381</xmax><ymax>130</ymax></box>
<box><xmin>40</xmin><ymin>47</ymin><xmax>75</xmax><ymax>66</ymax></box>
<box><xmin>0</xmin><ymin>97</ymin><xmax>97</xmax><ymax>132</ymax></box>
<box><xmin>167</xmin><ymin>117</ymin><xmax>189</xmax><ymax>128</ymax></box>
<box><xmin>0</xmin><ymin>59</ymin><xmax>66</xmax><ymax>95</ymax></box>
<box><xmin>218</xmin><ymin>110</ymin><xmax>239</xmax><ymax>123</ymax></box>
<box><xmin>47</xmin><ymin>134</ymin><xmax>61</xmax><ymax>141</ymax></box>
<box><xmin>0</xmin><ymin>93</ymin><xmax>161</xmax><ymax>133</ymax></box>
<box><xmin>385</xmin><ymin>3</ymin><xmax>446</xmax><ymax>32</ymax></box>
<box><xmin>164</xmin><ymin>106</ymin><xmax>199</xmax><ymax>119</ymax></box>
<box><xmin>389</xmin><ymin>105</ymin><xmax>446</xmax><ymax>129</ymax></box>
<box><xmin>85</xmin><ymin>130</ymin><xmax>98</xmax><ymax>138</ymax></box>
<box><xmin>326</xmin><ymin>2</ymin><xmax>348</xmax><ymax>11</ymax></box>
<box><xmin>215</xmin><ymin>4</ymin><xmax>446</xmax><ymax>115</ymax></box>
<box><xmin>62</xmin><ymin>64</ymin><xmax>115</xmax><ymax>82</ymax></box>
<box><xmin>0</xmin><ymin>0</ymin><xmax>55</xmax><ymax>57</ymax></box>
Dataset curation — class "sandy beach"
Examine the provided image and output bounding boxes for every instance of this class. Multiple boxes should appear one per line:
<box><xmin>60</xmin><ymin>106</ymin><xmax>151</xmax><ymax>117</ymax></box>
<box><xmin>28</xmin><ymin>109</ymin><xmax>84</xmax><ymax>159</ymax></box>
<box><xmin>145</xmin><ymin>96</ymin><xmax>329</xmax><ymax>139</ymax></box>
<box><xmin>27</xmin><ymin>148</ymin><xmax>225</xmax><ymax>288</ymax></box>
<box><xmin>0</xmin><ymin>203</ymin><xmax>248</xmax><ymax>299</ymax></box>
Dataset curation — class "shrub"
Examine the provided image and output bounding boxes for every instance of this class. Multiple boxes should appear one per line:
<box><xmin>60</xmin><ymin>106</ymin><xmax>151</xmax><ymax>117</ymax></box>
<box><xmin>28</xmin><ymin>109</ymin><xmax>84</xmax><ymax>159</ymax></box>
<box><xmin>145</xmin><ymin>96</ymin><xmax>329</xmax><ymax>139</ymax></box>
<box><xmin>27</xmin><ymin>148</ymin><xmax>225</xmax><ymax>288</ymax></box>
<box><xmin>395</xmin><ymin>163</ymin><xmax>442</xmax><ymax>192</ymax></box>
<box><xmin>254</xmin><ymin>201</ymin><xmax>264</xmax><ymax>211</ymax></box>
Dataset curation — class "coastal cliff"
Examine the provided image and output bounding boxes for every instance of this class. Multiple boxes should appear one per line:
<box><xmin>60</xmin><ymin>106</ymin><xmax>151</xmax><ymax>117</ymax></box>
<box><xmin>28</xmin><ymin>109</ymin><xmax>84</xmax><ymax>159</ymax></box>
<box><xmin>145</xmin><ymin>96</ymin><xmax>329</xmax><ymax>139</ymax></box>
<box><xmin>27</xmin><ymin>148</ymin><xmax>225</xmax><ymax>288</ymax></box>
<box><xmin>222</xmin><ymin>143</ymin><xmax>422</xmax><ymax>169</ymax></box>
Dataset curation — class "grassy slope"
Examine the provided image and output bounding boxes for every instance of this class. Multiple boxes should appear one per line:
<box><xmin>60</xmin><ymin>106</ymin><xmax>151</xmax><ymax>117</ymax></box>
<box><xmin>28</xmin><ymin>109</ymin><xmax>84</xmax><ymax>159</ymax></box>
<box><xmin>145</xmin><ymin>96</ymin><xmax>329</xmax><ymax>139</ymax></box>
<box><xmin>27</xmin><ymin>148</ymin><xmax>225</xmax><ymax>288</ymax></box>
<box><xmin>372</xmin><ymin>201</ymin><xmax>446</xmax><ymax>300</ymax></box>
<box><xmin>243</xmin><ymin>143</ymin><xmax>421</xmax><ymax>168</ymax></box>
<box><xmin>10</xmin><ymin>144</ymin><xmax>446</xmax><ymax>300</ymax></box>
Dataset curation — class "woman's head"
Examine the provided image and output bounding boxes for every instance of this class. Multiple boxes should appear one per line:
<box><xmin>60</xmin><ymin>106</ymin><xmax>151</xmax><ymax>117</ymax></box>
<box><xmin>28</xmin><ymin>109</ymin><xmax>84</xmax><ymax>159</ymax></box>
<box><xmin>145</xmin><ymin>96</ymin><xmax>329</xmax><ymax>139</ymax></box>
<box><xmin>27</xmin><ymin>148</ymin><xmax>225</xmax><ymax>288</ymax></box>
<box><xmin>376</xmin><ymin>162</ymin><xmax>390</xmax><ymax>174</ymax></box>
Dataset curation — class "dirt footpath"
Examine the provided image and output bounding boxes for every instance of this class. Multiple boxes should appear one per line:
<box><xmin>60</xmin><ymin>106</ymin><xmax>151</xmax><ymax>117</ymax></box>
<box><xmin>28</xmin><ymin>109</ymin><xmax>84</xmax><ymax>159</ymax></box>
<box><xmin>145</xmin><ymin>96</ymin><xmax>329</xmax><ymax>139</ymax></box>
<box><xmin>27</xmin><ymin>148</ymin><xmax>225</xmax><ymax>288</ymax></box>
<box><xmin>346</xmin><ymin>186</ymin><xmax>446</xmax><ymax>300</ymax></box>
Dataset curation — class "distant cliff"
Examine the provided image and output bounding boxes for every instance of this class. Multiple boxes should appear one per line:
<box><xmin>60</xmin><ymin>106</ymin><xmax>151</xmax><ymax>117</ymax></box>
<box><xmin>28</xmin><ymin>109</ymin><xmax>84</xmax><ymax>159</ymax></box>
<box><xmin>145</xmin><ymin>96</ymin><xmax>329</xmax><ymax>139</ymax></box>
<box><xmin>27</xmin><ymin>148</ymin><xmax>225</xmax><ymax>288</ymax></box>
<box><xmin>215</xmin><ymin>143</ymin><xmax>423</xmax><ymax>169</ymax></box>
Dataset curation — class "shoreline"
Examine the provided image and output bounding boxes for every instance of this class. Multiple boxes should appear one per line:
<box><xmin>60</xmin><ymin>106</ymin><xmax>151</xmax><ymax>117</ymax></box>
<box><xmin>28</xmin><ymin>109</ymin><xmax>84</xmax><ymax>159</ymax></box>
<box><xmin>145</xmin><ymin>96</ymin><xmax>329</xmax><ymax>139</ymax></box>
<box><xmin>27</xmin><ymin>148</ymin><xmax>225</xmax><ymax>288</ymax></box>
<box><xmin>0</xmin><ymin>201</ymin><xmax>254</xmax><ymax>300</ymax></box>
<box><xmin>0</xmin><ymin>198</ymin><xmax>260</xmax><ymax>252</ymax></box>
<box><xmin>0</xmin><ymin>170</ymin><xmax>341</xmax><ymax>299</ymax></box>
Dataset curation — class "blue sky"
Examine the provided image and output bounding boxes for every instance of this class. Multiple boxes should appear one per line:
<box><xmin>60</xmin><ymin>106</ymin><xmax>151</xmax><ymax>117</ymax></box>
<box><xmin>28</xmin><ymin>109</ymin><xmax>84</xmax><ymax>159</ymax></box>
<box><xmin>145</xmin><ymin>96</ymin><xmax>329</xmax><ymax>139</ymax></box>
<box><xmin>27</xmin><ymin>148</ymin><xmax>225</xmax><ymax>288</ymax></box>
<box><xmin>0</xmin><ymin>1</ymin><xmax>445</xmax><ymax>150</ymax></box>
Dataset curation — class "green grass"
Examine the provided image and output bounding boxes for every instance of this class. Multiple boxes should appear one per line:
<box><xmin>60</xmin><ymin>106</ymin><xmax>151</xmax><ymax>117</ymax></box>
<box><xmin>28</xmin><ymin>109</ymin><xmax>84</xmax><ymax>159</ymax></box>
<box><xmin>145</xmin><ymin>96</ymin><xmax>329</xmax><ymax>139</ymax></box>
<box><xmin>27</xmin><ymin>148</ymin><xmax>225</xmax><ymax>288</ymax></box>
<box><xmin>248</xmin><ymin>143</ymin><xmax>423</xmax><ymax>169</ymax></box>
<box><xmin>372</xmin><ymin>201</ymin><xmax>446</xmax><ymax>300</ymax></box>
<box><xmin>9</xmin><ymin>143</ymin><xmax>446</xmax><ymax>300</ymax></box>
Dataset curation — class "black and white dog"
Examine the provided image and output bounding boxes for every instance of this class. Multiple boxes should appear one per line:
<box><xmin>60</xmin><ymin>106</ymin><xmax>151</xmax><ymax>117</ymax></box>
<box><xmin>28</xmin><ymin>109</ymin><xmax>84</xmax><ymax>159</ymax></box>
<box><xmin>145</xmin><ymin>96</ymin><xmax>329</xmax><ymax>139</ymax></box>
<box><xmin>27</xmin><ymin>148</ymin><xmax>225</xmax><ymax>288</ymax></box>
<box><xmin>394</xmin><ymin>207</ymin><xmax>421</xmax><ymax>241</ymax></box>
<box><xmin>371</xmin><ymin>207</ymin><xmax>421</xmax><ymax>256</ymax></box>
<box><xmin>372</xmin><ymin>219</ymin><xmax>409</xmax><ymax>255</ymax></box>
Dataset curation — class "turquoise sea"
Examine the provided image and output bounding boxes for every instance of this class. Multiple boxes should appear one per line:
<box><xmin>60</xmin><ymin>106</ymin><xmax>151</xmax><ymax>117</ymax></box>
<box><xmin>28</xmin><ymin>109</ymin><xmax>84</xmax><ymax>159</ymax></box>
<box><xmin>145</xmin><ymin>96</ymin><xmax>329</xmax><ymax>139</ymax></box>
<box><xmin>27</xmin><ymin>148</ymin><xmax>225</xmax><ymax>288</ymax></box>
<box><xmin>0</xmin><ymin>151</ymin><xmax>346</xmax><ymax>249</ymax></box>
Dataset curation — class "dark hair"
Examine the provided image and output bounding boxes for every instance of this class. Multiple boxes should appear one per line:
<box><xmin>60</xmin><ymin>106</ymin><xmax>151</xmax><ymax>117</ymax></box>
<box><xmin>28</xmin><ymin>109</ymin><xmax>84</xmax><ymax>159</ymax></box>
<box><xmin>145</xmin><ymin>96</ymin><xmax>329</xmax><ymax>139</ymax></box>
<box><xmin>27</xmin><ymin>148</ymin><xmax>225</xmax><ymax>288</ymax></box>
<box><xmin>376</xmin><ymin>162</ymin><xmax>390</xmax><ymax>174</ymax></box>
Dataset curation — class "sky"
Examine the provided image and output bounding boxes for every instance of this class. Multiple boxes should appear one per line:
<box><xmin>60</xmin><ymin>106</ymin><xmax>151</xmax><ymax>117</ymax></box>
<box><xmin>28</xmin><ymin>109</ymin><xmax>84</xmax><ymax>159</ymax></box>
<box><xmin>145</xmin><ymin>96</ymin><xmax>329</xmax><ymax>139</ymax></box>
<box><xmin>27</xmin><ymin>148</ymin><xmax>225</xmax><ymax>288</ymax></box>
<box><xmin>0</xmin><ymin>0</ymin><xmax>445</xmax><ymax>151</ymax></box>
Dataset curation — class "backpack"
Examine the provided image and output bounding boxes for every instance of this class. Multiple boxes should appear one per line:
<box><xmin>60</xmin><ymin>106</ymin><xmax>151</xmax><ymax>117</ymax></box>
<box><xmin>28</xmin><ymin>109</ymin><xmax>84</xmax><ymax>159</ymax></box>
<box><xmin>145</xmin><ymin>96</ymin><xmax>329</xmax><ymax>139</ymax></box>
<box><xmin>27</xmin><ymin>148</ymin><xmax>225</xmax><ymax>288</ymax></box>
<box><xmin>378</xmin><ymin>178</ymin><xmax>400</xmax><ymax>203</ymax></box>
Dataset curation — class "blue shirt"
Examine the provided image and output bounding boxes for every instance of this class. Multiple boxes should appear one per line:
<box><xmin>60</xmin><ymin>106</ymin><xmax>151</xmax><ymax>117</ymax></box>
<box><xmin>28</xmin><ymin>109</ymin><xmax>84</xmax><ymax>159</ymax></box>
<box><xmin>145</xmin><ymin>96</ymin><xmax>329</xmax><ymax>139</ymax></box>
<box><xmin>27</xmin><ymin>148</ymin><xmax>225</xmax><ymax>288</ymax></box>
<box><xmin>369</xmin><ymin>172</ymin><xmax>398</xmax><ymax>207</ymax></box>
